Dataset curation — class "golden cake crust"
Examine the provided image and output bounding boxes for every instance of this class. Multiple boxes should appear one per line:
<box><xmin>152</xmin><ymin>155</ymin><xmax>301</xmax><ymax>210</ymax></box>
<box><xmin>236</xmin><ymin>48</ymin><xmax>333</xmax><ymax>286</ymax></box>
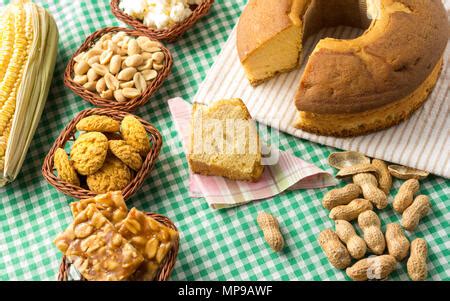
<box><xmin>295</xmin><ymin>58</ymin><xmax>443</xmax><ymax>137</ymax></box>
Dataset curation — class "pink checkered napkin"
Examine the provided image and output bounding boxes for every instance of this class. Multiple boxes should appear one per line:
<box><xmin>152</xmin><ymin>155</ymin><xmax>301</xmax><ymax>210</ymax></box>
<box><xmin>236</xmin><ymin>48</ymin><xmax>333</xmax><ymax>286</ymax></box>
<box><xmin>168</xmin><ymin>98</ymin><xmax>337</xmax><ymax>209</ymax></box>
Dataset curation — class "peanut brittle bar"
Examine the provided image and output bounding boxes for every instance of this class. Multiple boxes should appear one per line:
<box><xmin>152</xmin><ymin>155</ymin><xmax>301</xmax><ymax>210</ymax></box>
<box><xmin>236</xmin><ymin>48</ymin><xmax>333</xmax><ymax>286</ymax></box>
<box><xmin>54</xmin><ymin>204</ymin><xmax>143</xmax><ymax>281</ymax></box>
<box><xmin>118</xmin><ymin>208</ymin><xmax>179</xmax><ymax>280</ymax></box>
<box><xmin>70</xmin><ymin>191</ymin><xmax>128</xmax><ymax>227</ymax></box>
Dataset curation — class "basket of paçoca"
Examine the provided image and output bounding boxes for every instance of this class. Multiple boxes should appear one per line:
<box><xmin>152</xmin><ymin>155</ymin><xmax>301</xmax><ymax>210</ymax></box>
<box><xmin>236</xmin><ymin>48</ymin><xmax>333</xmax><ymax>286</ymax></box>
<box><xmin>110</xmin><ymin>0</ymin><xmax>215</xmax><ymax>42</ymax></box>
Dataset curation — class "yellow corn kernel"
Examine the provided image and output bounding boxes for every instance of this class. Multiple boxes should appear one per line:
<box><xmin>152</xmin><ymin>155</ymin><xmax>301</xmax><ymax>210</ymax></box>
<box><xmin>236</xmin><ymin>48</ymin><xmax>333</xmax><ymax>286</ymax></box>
<box><xmin>0</xmin><ymin>4</ymin><xmax>27</xmax><ymax>109</ymax></box>
<box><xmin>0</xmin><ymin>84</ymin><xmax>18</xmax><ymax>134</ymax></box>
<box><xmin>0</xmin><ymin>10</ymin><xmax>15</xmax><ymax>83</ymax></box>
<box><xmin>0</xmin><ymin>13</ymin><xmax>4</xmax><ymax>50</ymax></box>
<box><xmin>0</xmin><ymin>9</ymin><xmax>15</xmax><ymax>81</ymax></box>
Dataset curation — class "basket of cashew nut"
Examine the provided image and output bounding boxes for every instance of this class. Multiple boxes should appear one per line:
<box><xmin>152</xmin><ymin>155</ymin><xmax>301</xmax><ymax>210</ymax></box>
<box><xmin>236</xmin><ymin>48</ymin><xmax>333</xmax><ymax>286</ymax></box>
<box><xmin>64</xmin><ymin>27</ymin><xmax>173</xmax><ymax>111</ymax></box>
<box><xmin>55</xmin><ymin>191</ymin><xmax>179</xmax><ymax>281</ymax></box>
<box><xmin>318</xmin><ymin>151</ymin><xmax>431</xmax><ymax>281</ymax></box>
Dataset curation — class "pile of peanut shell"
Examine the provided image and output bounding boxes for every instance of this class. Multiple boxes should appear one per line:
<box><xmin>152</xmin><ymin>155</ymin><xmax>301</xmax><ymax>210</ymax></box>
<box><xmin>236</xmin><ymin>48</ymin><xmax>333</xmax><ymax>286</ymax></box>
<box><xmin>318</xmin><ymin>151</ymin><xmax>432</xmax><ymax>281</ymax></box>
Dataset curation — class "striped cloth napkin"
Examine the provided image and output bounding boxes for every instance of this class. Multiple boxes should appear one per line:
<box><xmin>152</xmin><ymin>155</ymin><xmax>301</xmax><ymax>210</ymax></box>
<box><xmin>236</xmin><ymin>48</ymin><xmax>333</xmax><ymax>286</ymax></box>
<box><xmin>168</xmin><ymin>98</ymin><xmax>336</xmax><ymax>209</ymax></box>
<box><xmin>193</xmin><ymin>25</ymin><xmax>450</xmax><ymax>178</ymax></box>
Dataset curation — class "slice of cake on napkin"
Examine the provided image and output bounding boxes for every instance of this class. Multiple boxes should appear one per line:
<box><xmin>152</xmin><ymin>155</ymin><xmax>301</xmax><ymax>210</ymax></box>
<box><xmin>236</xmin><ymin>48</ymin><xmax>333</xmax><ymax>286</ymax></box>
<box><xmin>188</xmin><ymin>98</ymin><xmax>264</xmax><ymax>182</ymax></box>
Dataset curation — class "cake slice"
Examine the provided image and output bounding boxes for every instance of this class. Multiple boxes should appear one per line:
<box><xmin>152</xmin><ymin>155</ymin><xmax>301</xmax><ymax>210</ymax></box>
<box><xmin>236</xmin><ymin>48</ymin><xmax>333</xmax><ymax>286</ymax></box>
<box><xmin>237</xmin><ymin>0</ymin><xmax>307</xmax><ymax>86</ymax></box>
<box><xmin>188</xmin><ymin>99</ymin><xmax>264</xmax><ymax>182</ymax></box>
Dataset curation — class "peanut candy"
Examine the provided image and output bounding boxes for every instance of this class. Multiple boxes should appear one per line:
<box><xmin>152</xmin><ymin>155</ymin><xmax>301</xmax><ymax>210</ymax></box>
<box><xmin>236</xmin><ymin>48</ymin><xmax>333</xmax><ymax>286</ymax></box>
<box><xmin>70</xmin><ymin>191</ymin><xmax>128</xmax><ymax>227</ymax></box>
<box><xmin>119</xmin><ymin>208</ymin><xmax>179</xmax><ymax>281</ymax></box>
<box><xmin>54</xmin><ymin>204</ymin><xmax>143</xmax><ymax>281</ymax></box>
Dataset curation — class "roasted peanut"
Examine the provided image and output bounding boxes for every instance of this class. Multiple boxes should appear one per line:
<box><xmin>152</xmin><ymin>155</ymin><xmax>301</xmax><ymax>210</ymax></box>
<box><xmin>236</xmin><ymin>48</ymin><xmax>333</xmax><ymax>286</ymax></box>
<box><xmin>85</xmin><ymin>48</ymin><xmax>103</xmax><ymax>60</ymax></box>
<box><xmin>153</xmin><ymin>63</ymin><xmax>164</xmax><ymax>71</ymax></box>
<box><xmin>329</xmin><ymin>198</ymin><xmax>373</xmax><ymax>221</ymax></box>
<box><xmin>322</xmin><ymin>184</ymin><xmax>362</xmax><ymax>210</ymax></box>
<box><xmin>91</xmin><ymin>63</ymin><xmax>109</xmax><ymax>76</ymax></box>
<box><xmin>127</xmin><ymin>39</ymin><xmax>141</xmax><ymax>55</ymax></box>
<box><xmin>138</xmin><ymin>59</ymin><xmax>153</xmax><ymax>71</ymax></box>
<box><xmin>318</xmin><ymin>229</ymin><xmax>351</xmax><ymax>269</ymax></box>
<box><xmin>125</xmin><ymin>54</ymin><xmax>144</xmax><ymax>67</ymax></box>
<box><xmin>353</xmin><ymin>173</ymin><xmax>388</xmax><ymax>209</ymax></box>
<box><xmin>393</xmin><ymin>179</ymin><xmax>420</xmax><ymax>213</ymax></box>
<box><xmin>142</xmin><ymin>69</ymin><xmax>157</xmax><ymax>81</ymax></box>
<box><xmin>358</xmin><ymin>210</ymin><xmax>385</xmax><ymax>255</ymax></box>
<box><xmin>407</xmin><ymin>238</ymin><xmax>428</xmax><ymax>281</ymax></box>
<box><xmin>74</xmin><ymin>60</ymin><xmax>90</xmax><ymax>75</ymax></box>
<box><xmin>137</xmin><ymin>38</ymin><xmax>160</xmax><ymax>53</ymax></box>
<box><xmin>87</xmin><ymin>55</ymin><xmax>100</xmax><ymax>66</ymax></box>
<box><xmin>141</xmin><ymin>52</ymin><xmax>152</xmax><ymax>60</ymax></box>
<box><xmin>152</xmin><ymin>52</ymin><xmax>164</xmax><ymax>64</ymax></box>
<box><xmin>96</xmin><ymin>78</ymin><xmax>107</xmax><ymax>94</ymax></box>
<box><xmin>402</xmin><ymin>195</ymin><xmax>430</xmax><ymax>231</ymax></box>
<box><xmin>122</xmin><ymin>88</ymin><xmax>141</xmax><ymax>99</ymax></box>
<box><xmin>104</xmin><ymin>73</ymin><xmax>120</xmax><ymax>91</ymax></box>
<box><xmin>118</xmin><ymin>67</ymin><xmax>137</xmax><ymax>81</ymax></box>
<box><xmin>385</xmin><ymin>223</ymin><xmax>410</xmax><ymax>261</ymax></box>
<box><xmin>74</xmin><ymin>223</ymin><xmax>94</xmax><ymax>239</ymax></box>
<box><xmin>145</xmin><ymin>237</ymin><xmax>159</xmax><ymax>260</ymax></box>
<box><xmin>83</xmin><ymin>81</ymin><xmax>97</xmax><ymax>92</ymax></box>
<box><xmin>113</xmin><ymin>89</ymin><xmax>127</xmax><ymax>102</ymax></box>
<box><xmin>100</xmin><ymin>89</ymin><xmax>113</xmax><ymax>100</ymax></box>
<box><xmin>257</xmin><ymin>212</ymin><xmax>284</xmax><ymax>252</ymax></box>
<box><xmin>87</xmin><ymin>68</ymin><xmax>100</xmax><ymax>82</ymax></box>
<box><xmin>133</xmin><ymin>72</ymin><xmax>147</xmax><ymax>93</ymax></box>
<box><xmin>109</xmin><ymin>55</ymin><xmax>122</xmax><ymax>75</ymax></box>
<box><xmin>372</xmin><ymin>159</ymin><xmax>392</xmax><ymax>195</ymax></box>
<box><xmin>335</xmin><ymin>220</ymin><xmax>366</xmax><ymax>259</ymax></box>
<box><xmin>346</xmin><ymin>255</ymin><xmax>397</xmax><ymax>281</ymax></box>
<box><xmin>119</xmin><ymin>81</ymin><xmax>135</xmax><ymax>89</ymax></box>
<box><xmin>73</xmin><ymin>75</ymin><xmax>88</xmax><ymax>85</ymax></box>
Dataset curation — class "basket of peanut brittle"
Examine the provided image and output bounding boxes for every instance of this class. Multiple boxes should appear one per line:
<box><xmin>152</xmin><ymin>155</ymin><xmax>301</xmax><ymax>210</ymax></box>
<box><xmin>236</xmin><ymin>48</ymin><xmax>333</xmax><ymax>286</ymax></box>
<box><xmin>42</xmin><ymin>108</ymin><xmax>162</xmax><ymax>200</ymax></box>
<box><xmin>110</xmin><ymin>0</ymin><xmax>215</xmax><ymax>42</ymax></box>
<box><xmin>55</xmin><ymin>192</ymin><xmax>179</xmax><ymax>281</ymax></box>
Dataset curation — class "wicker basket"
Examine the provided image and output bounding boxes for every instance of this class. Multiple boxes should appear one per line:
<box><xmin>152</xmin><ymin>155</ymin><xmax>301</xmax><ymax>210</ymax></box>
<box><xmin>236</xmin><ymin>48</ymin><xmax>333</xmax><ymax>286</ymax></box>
<box><xmin>64</xmin><ymin>27</ymin><xmax>173</xmax><ymax>111</ymax></box>
<box><xmin>42</xmin><ymin>108</ymin><xmax>162</xmax><ymax>200</ymax></box>
<box><xmin>110</xmin><ymin>0</ymin><xmax>215</xmax><ymax>42</ymax></box>
<box><xmin>58</xmin><ymin>212</ymin><xmax>179</xmax><ymax>281</ymax></box>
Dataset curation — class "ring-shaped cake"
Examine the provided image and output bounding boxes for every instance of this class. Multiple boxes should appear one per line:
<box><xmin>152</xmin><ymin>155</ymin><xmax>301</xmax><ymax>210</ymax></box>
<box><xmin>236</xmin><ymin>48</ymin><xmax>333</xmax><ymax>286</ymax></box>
<box><xmin>237</xmin><ymin>0</ymin><xmax>448</xmax><ymax>137</ymax></box>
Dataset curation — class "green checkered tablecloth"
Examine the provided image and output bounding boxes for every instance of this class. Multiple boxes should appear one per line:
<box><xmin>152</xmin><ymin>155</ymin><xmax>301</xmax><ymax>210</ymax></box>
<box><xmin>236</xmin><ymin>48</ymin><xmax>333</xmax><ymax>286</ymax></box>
<box><xmin>0</xmin><ymin>0</ymin><xmax>448</xmax><ymax>281</ymax></box>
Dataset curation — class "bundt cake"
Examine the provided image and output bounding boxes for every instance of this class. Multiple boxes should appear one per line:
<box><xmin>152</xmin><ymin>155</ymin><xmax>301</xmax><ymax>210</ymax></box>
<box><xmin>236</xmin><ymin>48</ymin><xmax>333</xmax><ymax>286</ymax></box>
<box><xmin>237</xmin><ymin>0</ymin><xmax>448</xmax><ymax>137</ymax></box>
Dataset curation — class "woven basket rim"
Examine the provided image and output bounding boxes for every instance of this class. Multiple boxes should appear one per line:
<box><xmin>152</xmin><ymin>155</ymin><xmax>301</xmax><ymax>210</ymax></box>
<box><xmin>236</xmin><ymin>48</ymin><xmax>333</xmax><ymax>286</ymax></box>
<box><xmin>58</xmin><ymin>212</ymin><xmax>179</xmax><ymax>281</ymax></box>
<box><xmin>64</xmin><ymin>27</ymin><xmax>173</xmax><ymax>112</ymax></box>
<box><xmin>42</xmin><ymin>108</ymin><xmax>163</xmax><ymax>200</ymax></box>
<box><xmin>110</xmin><ymin>0</ymin><xmax>215</xmax><ymax>42</ymax></box>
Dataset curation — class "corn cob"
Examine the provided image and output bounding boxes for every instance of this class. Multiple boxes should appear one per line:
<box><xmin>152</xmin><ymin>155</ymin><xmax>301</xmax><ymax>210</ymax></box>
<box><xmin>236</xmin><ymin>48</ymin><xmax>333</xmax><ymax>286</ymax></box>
<box><xmin>0</xmin><ymin>0</ymin><xmax>58</xmax><ymax>185</ymax></box>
